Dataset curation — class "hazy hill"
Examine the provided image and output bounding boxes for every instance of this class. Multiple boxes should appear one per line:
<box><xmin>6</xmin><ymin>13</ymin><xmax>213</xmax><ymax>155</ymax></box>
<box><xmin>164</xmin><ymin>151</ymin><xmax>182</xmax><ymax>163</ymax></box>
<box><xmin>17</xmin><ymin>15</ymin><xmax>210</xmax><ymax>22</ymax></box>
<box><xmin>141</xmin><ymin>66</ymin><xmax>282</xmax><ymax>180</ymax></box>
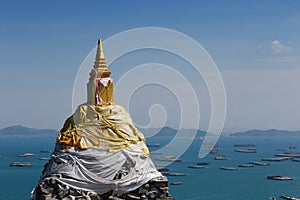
<box><xmin>230</xmin><ymin>129</ymin><xmax>300</xmax><ymax>137</ymax></box>
<box><xmin>0</xmin><ymin>125</ymin><xmax>206</xmax><ymax>138</ymax></box>
<box><xmin>0</xmin><ymin>125</ymin><xmax>57</xmax><ymax>137</ymax></box>
<box><xmin>2</xmin><ymin>125</ymin><xmax>298</xmax><ymax>138</ymax></box>
<box><xmin>141</xmin><ymin>127</ymin><xmax>207</xmax><ymax>138</ymax></box>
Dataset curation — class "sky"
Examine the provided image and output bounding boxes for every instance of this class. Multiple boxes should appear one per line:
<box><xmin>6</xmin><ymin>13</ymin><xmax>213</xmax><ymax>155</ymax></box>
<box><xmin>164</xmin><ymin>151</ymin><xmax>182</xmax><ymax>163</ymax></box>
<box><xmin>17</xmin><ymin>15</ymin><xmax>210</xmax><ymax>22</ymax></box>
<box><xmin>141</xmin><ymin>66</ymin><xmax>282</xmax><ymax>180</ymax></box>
<box><xmin>0</xmin><ymin>1</ymin><xmax>300</xmax><ymax>132</ymax></box>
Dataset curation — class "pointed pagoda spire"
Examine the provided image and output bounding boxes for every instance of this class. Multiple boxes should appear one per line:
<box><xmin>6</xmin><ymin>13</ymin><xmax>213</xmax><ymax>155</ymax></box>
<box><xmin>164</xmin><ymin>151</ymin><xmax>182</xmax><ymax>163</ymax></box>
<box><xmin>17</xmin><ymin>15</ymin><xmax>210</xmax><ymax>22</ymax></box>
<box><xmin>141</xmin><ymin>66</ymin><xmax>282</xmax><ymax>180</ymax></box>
<box><xmin>89</xmin><ymin>39</ymin><xmax>111</xmax><ymax>79</ymax></box>
<box><xmin>94</xmin><ymin>39</ymin><xmax>107</xmax><ymax>69</ymax></box>
<box><xmin>87</xmin><ymin>38</ymin><xmax>114</xmax><ymax>105</ymax></box>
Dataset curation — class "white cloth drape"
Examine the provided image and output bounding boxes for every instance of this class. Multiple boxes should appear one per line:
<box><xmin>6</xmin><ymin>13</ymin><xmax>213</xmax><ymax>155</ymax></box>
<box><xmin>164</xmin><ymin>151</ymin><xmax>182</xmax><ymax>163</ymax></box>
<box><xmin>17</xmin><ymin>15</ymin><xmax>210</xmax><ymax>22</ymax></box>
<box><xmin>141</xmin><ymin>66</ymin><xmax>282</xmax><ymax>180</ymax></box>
<box><xmin>39</xmin><ymin>142</ymin><xmax>162</xmax><ymax>195</ymax></box>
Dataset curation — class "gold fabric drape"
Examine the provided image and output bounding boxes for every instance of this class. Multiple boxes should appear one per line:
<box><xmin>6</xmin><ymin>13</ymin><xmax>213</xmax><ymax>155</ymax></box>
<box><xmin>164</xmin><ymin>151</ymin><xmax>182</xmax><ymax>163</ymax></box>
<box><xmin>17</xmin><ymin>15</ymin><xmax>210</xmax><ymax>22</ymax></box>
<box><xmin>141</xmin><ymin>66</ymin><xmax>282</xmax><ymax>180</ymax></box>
<box><xmin>57</xmin><ymin>104</ymin><xmax>148</xmax><ymax>154</ymax></box>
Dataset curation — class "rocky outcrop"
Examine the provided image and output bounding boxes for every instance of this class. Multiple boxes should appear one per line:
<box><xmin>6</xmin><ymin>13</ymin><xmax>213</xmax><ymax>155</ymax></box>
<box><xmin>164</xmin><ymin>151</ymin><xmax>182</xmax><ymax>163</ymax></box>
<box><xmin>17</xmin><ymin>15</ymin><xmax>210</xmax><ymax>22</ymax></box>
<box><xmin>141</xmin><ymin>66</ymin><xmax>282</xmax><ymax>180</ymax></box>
<box><xmin>34</xmin><ymin>172</ymin><xmax>174</xmax><ymax>200</ymax></box>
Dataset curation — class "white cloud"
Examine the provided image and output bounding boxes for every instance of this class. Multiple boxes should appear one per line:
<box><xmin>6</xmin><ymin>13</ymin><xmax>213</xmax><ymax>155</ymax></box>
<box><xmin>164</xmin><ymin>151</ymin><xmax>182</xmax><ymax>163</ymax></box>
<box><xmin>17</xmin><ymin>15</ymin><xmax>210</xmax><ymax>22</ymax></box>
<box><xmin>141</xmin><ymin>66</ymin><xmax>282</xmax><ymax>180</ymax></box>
<box><xmin>270</xmin><ymin>40</ymin><xmax>292</xmax><ymax>53</ymax></box>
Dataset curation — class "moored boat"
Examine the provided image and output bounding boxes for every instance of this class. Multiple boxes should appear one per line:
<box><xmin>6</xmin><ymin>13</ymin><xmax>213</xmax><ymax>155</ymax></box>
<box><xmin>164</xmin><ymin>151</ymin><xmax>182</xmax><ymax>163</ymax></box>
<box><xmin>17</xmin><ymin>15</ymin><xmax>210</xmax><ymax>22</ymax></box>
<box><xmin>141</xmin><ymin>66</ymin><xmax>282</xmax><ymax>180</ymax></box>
<box><xmin>10</xmin><ymin>162</ymin><xmax>34</xmax><ymax>167</ymax></box>
<box><xmin>267</xmin><ymin>175</ymin><xmax>293</xmax><ymax>181</ymax></box>
<box><xmin>233</xmin><ymin>143</ymin><xmax>256</xmax><ymax>147</ymax></box>
<box><xmin>262</xmin><ymin>157</ymin><xmax>291</xmax><ymax>161</ymax></box>
<box><xmin>18</xmin><ymin>153</ymin><xmax>35</xmax><ymax>157</ymax></box>
<box><xmin>280</xmin><ymin>195</ymin><xmax>300</xmax><ymax>200</ymax></box>
<box><xmin>249</xmin><ymin>161</ymin><xmax>270</xmax><ymax>166</ymax></box>
<box><xmin>234</xmin><ymin>149</ymin><xmax>257</xmax><ymax>153</ymax></box>
<box><xmin>171</xmin><ymin>182</ymin><xmax>183</xmax><ymax>185</ymax></box>
<box><xmin>220</xmin><ymin>166</ymin><xmax>238</xmax><ymax>171</ymax></box>
<box><xmin>238</xmin><ymin>164</ymin><xmax>254</xmax><ymax>168</ymax></box>
<box><xmin>155</xmin><ymin>156</ymin><xmax>182</xmax><ymax>162</ymax></box>
<box><xmin>188</xmin><ymin>165</ymin><xmax>205</xmax><ymax>169</ymax></box>
<box><xmin>197</xmin><ymin>162</ymin><xmax>210</xmax><ymax>165</ymax></box>
<box><xmin>39</xmin><ymin>157</ymin><xmax>50</xmax><ymax>161</ymax></box>
<box><xmin>215</xmin><ymin>155</ymin><xmax>227</xmax><ymax>160</ymax></box>
<box><xmin>275</xmin><ymin>153</ymin><xmax>300</xmax><ymax>158</ymax></box>
<box><xmin>289</xmin><ymin>145</ymin><xmax>296</xmax><ymax>149</ymax></box>
<box><xmin>168</xmin><ymin>173</ymin><xmax>186</xmax><ymax>176</ymax></box>
<box><xmin>157</xmin><ymin>167</ymin><xmax>170</xmax><ymax>172</ymax></box>
<box><xmin>209</xmin><ymin>146</ymin><xmax>220</xmax><ymax>154</ymax></box>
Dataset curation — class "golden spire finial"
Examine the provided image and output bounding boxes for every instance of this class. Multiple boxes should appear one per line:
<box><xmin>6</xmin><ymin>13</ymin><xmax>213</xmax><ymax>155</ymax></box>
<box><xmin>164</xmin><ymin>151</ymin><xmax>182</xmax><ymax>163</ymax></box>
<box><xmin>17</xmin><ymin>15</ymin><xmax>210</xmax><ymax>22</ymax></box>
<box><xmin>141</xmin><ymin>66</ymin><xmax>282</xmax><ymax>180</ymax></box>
<box><xmin>87</xmin><ymin>39</ymin><xmax>114</xmax><ymax>105</ymax></box>
<box><xmin>90</xmin><ymin>38</ymin><xmax>111</xmax><ymax>79</ymax></box>
<box><xmin>94</xmin><ymin>39</ymin><xmax>107</xmax><ymax>69</ymax></box>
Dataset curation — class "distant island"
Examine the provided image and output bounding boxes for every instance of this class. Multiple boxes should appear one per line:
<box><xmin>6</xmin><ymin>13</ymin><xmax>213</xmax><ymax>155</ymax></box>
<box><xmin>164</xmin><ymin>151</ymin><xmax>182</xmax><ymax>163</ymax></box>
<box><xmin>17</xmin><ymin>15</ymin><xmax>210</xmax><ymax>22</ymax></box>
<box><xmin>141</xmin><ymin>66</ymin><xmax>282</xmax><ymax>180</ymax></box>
<box><xmin>230</xmin><ymin>129</ymin><xmax>300</xmax><ymax>137</ymax></box>
<box><xmin>0</xmin><ymin>125</ymin><xmax>299</xmax><ymax>138</ymax></box>
<box><xmin>141</xmin><ymin>127</ymin><xmax>207</xmax><ymax>138</ymax></box>
<box><xmin>0</xmin><ymin>125</ymin><xmax>57</xmax><ymax>138</ymax></box>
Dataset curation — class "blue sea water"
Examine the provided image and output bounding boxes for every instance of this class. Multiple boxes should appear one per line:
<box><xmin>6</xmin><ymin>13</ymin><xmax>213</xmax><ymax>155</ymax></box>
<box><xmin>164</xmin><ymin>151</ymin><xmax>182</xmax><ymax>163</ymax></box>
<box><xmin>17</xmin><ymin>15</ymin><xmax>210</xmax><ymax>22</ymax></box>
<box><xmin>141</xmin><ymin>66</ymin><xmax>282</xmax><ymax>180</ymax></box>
<box><xmin>0</xmin><ymin>135</ymin><xmax>299</xmax><ymax>200</ymax></box>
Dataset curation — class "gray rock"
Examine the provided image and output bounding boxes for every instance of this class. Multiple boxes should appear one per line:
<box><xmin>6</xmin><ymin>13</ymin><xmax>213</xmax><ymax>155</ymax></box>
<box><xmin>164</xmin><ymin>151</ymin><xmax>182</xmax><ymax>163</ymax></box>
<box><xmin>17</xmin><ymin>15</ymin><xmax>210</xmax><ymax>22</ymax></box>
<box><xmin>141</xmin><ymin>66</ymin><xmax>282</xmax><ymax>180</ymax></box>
<box><xmin>33</xmin><ymin>173</ymin><xmax>174</xmax><ymax>200</ymax></box>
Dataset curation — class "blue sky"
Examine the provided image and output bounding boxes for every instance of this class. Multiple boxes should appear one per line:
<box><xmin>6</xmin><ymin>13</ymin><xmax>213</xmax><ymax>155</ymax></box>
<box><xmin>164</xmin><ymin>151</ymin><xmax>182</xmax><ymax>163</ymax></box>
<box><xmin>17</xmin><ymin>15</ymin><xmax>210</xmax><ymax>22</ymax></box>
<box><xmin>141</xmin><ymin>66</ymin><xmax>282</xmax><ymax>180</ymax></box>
<box><xmin>0</xmin><ymin>1</ymin><xmax>300</xmax><ymax>132</ymax></box>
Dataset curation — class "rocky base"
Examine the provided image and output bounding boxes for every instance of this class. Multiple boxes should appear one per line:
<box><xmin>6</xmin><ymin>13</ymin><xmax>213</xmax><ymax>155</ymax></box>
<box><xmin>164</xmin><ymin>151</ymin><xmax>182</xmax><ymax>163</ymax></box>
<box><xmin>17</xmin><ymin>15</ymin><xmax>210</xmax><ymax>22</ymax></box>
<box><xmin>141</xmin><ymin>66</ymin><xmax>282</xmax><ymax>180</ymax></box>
<box><xmin>33</xmin><ymin>176</ymin><xmax>175</xmax><ymax>200</ymax></box>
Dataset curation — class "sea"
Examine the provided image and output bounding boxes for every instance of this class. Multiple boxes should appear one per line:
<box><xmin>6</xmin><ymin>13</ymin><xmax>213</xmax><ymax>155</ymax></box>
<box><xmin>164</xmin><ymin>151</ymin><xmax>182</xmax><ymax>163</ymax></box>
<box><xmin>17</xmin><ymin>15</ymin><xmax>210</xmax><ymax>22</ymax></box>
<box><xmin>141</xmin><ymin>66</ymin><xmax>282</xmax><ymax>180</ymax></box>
<box><xmin>0</xmin><ymin>135</ymin><xmax>299</xmax><ymax>200</ymax></box>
